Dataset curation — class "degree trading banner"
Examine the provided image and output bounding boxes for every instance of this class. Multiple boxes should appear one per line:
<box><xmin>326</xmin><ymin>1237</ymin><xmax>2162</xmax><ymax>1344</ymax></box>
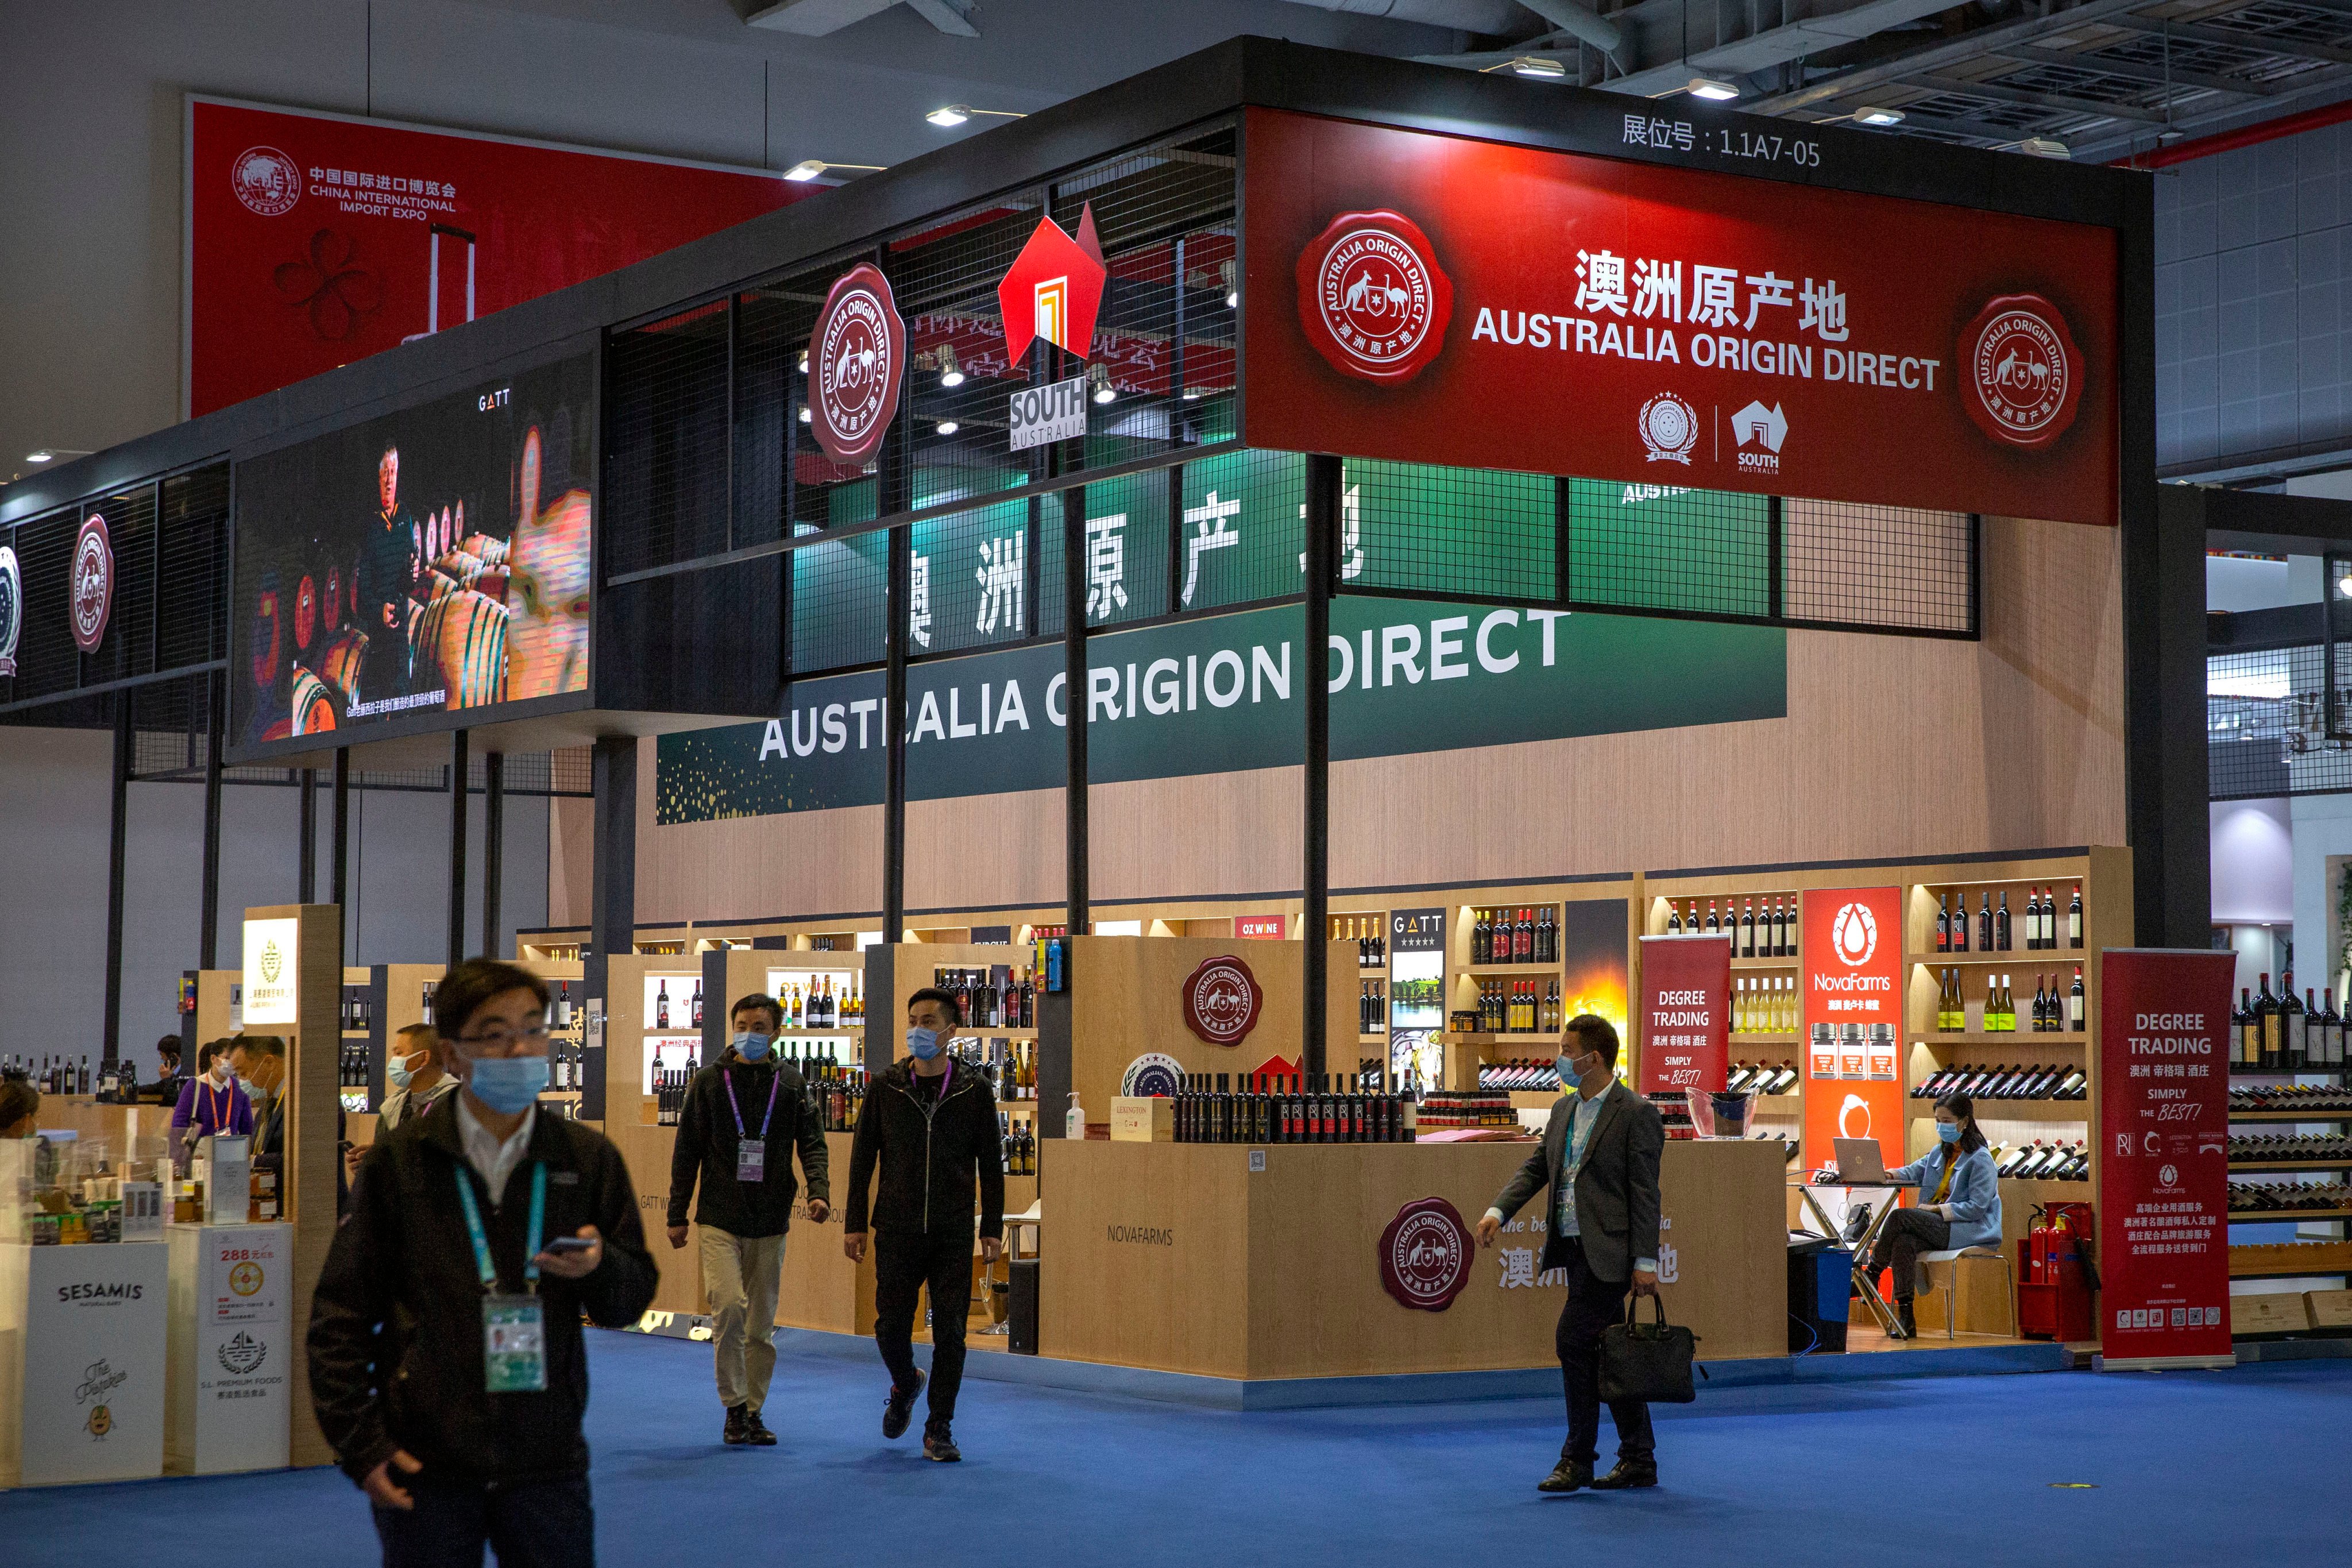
<box><xmin>1243</xmin><ymin>108</ymin><xmax>2119</xmax><ymax>526</ymax></box>
<box><xmin>230</xmin><ymin>354</ymin><xmax>593</xmax><ymax>751</ymax></box>
<box><xmin>655</xmin><ymin>599</ymin><xmax>1784</xmax><ymax>822</ymax></box>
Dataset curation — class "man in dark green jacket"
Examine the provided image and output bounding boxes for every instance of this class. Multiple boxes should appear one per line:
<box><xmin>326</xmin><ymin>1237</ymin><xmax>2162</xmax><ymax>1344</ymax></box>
<box><xmin>310</xmin><ymin>959</ymin><xmax>655</xmax><ymax>1568</ymax></box>
<box><xmin>667</xmin><ymin>992</ymin><xmax>831</xmax><ymax>1447</ymax></box>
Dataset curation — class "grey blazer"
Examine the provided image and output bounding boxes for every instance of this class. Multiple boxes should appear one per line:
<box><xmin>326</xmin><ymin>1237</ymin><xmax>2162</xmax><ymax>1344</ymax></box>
<box><xmin>1488</xmin><ymin>1080</ymin><xmax>1664</xmax><ymax>1284</ymax></box>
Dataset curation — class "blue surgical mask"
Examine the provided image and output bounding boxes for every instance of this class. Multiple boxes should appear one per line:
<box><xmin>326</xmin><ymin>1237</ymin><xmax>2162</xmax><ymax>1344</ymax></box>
<box><xmin>1937</xmin><ymin>1121</ymin><xmax>1963</xmax><ymax>1145</ymax></box>
<box><xmin>1556</xmin><ymin>1055</ymin><xmax>1579</xmax><ymax>1084</ymax></box>
<box><xmin>465</xmin><ymin>1053</ymin><xmax>549</xmax><ymax>1115</ymax></box>
<box><xmin>734</xmin><ymin>1032</ymin><xmax>772</xmax><ymax>1061</ymax></box>
<box><xmin>387</xmin><ymin>1052</ymin><xmax>416</xmax><ymax>1090</ymax></box>
<box><xmin>906</xmin><ymin>1026</ymin><xmax>941</xmax><ymax>1061</ymax></box>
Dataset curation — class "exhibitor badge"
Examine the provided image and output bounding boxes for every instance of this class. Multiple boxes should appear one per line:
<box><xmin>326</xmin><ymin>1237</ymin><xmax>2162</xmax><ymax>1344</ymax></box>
<box><xmin>1960</xmin><ymin>294</ymin><xmax>2083</xmax><ymax>451</ymax></box>
<box><xmin>1295</xmin><ymin>210</ymin><xmax>1453</xmax><ymax>386</ymax></box>
<box><xmin>807</xmin><ymin>264</ymin><xmax>906</xmax><ymax>466</ymax></box>
<box><xmin>1379</xmin><ymin>1196</ymin><xmax>1473</xmax><ymax>1311</ymax></box>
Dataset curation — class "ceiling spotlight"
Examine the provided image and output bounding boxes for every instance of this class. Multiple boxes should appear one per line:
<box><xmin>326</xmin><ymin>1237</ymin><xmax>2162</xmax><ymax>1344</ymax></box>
<box><xmin>798</xmin><ymin>405</ymin><xmax>812</xmax><ymax>424</ymax></box>
<box><xmin>937</xmin><ymin>345</ymin><xmax>965</xmax><ymax>388</ymax></box>
<box><xmin>24</xmin><ymin>448</ymin><xmax>87</xmax><ymax>464</ymax></box>
<box><xmin>1090</xmin><ymin>364</ymin><xmax>1116</xmax><ymax>404</ymax></box>
<box><xmin>1221</xmin><ymin>260</ymin><xmax>1238</xmax><ymax>310</ymax></box>
<box><xmin>925</xmin><ymin>105</ymin><xmax>1025</xmax><ymax>129</ymax></box>
<box><xmin>1508</xmin><ymin>55</ymin><xmax>1566</xmax><ymax>80</ymax></box>
<box><xmin>935</xmin><ymin>419</ymin><xmax>960</xmax><ymax>435</ymax></box>
<box><xmin>2018</xmin><ymin>137</ymin><xmax>2071</xmax><ymax>159</ymax></box>
<box><xmin>783</xmin><ymin>159</ymin><xmax>886</xmax><ymax>183</ymax></box>
<box><xmin>26</xmin><ymin>450</ymin><xmax>55</xmax><ymax>463</ymax></box>
<box><xmin>1687</xmin><ymin>77</ymin><xmax>1740</xmax><ymax>102</ymax></box>
<box><xmin>796</xmin><ymin>351</ymin><xmax>809</xmax><ymax>374</ymax></box>
<box><xmin>1854</xmin><ymin>106</ymin><xmax>1905</xmax><ymax>127</ymax></box>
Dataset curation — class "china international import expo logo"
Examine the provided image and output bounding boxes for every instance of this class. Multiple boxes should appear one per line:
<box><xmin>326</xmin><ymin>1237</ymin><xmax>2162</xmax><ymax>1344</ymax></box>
<box><xmin>806</xmin><ymin>263</ymin><xmax>906</xmax><ymax>467</ymax></box>
<box><xmin>1180</xmin><ymin>954</ymin><xmax>1264</xmax><ymax>1046</ymax></box>
<box><xmin>1960</xmin><ymin>293</ymin><xmax>2084</xmax><ymax>451</ymax></box>
<box><xmin>231</xmin><ymin>146</ymin><xmax>303</xmax><ymax>217</ymax></box>
<box><xmin>1380</xmin><ymin>1196</ymin><xmax>1473</xmax><ymax>1311</ymax></box>
<box><xmin>1296</xmin><ymin>210</ymin><xmax>1454</xmax><ymax>385</ymax></box>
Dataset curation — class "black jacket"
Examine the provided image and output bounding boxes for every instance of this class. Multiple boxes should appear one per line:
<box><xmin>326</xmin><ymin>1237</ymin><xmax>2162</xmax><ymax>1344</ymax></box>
<box><xmin>843</xmin><ymin>1057</ymin><xmax>1004</xmax><ymax>1238</ymax></box>
<box><xmin>666</xmin><ymin>1052</ymin><xmax>830</xmax><ymax>1238</ymax></box>
<box><xmin>1489</xmin><ymin>1080</ymin><xmax>1664</xmax><ymax>1284</ymax></box>
<box><xmin>307</xmin><ymin>1092</ymin><xmax>656</xmax><ymax>1487</ymax></box>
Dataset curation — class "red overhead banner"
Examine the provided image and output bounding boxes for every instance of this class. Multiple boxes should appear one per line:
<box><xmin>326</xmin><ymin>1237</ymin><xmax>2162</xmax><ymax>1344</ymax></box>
<box><xmin>2096</xmin><ymin>949</ymin><xmax>2235</xmax><ymax>1368</ymax></box>
<box><xmin>1637</xmin><ymin>934</ymin><xmax>1731</xmax><ymax>1094</ymax></box>
<box><xmin>1243</xmin><ymin>108</ymin><xmax>2119</xmax><ymax>526</ymax></box>
<box><xmin>1799</xmin><ymin>888</ymin><xmax>1905</xmax><ymax>1171</ymax></box>
<box><xmin>187</xmin><ymin>98</ymin><xmax>809</xmax><ymax>416</ymax></box>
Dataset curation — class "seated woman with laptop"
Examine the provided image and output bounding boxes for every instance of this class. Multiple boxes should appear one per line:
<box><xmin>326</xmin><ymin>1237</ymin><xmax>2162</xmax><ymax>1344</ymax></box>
<box><xmin>1863</xmin><ymin>1092</ymin><xmax>2002</xmax><ymax>1338</ymax></box>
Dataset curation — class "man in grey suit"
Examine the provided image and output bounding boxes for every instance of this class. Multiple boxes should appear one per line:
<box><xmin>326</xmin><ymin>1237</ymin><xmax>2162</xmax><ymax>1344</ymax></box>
<box><xmin>1477</xmin><ymin>1013</ymin><xmax>1664</xmax><ymax>1494</ymax></box>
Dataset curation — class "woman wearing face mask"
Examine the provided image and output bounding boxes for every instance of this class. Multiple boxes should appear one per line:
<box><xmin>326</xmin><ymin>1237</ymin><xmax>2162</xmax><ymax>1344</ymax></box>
<box><xmin>308</xmin><ymin>958</ymin><xmax>656</xmax><ymax>1567</ymax></box>
<box><xmin>171</xmin><ymin>1040</ymin><xmax>254</xmax><ymax>1173</ymax></box>
<box><xmin>1867</xmin><ymin>1092</ymin><xmax>2002</xmax><ymax>1338</ymax></box>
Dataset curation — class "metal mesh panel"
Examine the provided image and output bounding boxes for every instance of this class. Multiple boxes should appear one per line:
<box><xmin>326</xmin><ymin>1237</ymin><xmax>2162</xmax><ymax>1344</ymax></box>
<box><xmin>1343</xmin><ymin>459</ymin><xmax>1554</xmax><ymax>603</ymax></box>
<box><xmin>1781</xmin><ymin>498</ymin><xmax>1972</xmax><ymax>632</ymax></box>
<box><xmin>732</xmin><ymin>289</ymin><xmax>799</xmax><ymax>553</ymax></box>
<box><xmin>894</xmin><ymin>191</ymin><xmax>1052</xmax><ymax>501</ymax></box>
<box><xmin>8</xmin><ymin>504</ymin><xmax>82</xmax><ymax>698</ymax></box>
<box><xmin>604</xmin><ymin>301</ymin><xmax>728</xmax><ymax>577</ymax></box>
<box><xmin>1565</xmin><ymin>480</ymin><xmax>1771</xmax><ymax>618</ymax></box>
<box><xmin>2208</xmin><ymin>644</ymin><xmax>2347</xmax><ymax>800</ymax></box>
<box><xmin>87</xmin><ymin>484</ymin><xmax>159</xmax><ymax>686</ymax></box>
<box><xmin>791</xmin><ymin>525</ymin><xmax>887</xmax><ymax>675</ymax></box>
<box><xmin>909</xmin><ymin>496</ymin><xmax>1032</xmax><ymax>657</ymax></box>
<box><xmin>1176</xmin><ymin>448</ymin><xmax>1304</xmax><ymax>612</ymax></box>
<box><xmin>1037</xmin><ymin>465</ymin><xmax>1174</xmax><ymax>638</ymax></box>
<box><xmin>158</xmin><ymin>465</ymin><xmax>230</xmax><ymax>669</ymax></box>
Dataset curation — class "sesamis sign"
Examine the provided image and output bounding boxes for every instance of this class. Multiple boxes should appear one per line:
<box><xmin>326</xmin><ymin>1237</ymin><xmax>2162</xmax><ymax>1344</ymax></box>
<box><xmin>1243</xmin><ymin>109</ymin><xmax>2119</xmax><ymax>526</ymax></box>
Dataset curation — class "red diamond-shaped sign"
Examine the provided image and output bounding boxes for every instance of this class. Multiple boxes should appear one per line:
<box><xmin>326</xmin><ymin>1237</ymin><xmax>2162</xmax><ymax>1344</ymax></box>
<box><xmin>998</xmin><ymin>204</ymin><xmax>1106</xmax><ymax>363</ymax></box>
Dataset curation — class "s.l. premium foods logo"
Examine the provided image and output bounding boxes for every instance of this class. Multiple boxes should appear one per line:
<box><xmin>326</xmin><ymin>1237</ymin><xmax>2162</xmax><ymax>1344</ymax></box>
<box><xmin>1379</xmin><ymin>1196</ymin><xmax>1473</xmax><ymax>1311</ymax></box>
<box><xmin>71</xmin><ymin>513</ymin><xmax>113</xmax><ymax>652</ymax></box>
<box><xmin>807</xmin><ymin>263</ymin><xmax>906</xmax><ymax>466</ymax></box>
<box><xmin>1830</xmin><ymin>901</ymin><xmax>1878</xmax><ymax>967</ymax></box>
<box><xmin>231</xmin><ymin>145</ymin><xmax>303</xmax><ymax>216</ymax></box>
<box><xmin>1639</xmin><ymin>392</ymin><xmax>1699</xmax><ymax>465</ymax></box>
<box><xmin>218</xmin><ymin>1331</ymin><xmax>267</xmax><ymax>1376</ymax></box>
<box><xmin>1960</xmin><ymin>293</ymin><xmax>2084</xmax><ymax>451</ymax></box>
<box><xmin>0</xmin><ymin>543</ymin><xmax>20</xmax><ymax>675</ymax></box>
<box><xmin>1296</xmin><ymin>210</ymin><xmax>1453</xmax><ymax>385</ymax></box>
<box><xmin>1180</xmin><ymin>954</ymin><xmax>1264</xmax><ymax>1046</ymax></box>
<box><xmin>257</xmin><ymin>943</ymin><xmax>283</xmax><ymax>987</ymax></box>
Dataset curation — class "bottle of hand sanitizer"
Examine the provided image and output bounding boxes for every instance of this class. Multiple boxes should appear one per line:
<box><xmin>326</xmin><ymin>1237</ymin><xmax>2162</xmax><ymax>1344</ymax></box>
<box><xmin>1065</xmin><ymin>1091</ymin><xmax>1084</xmax><ymax>1142</ymax></box>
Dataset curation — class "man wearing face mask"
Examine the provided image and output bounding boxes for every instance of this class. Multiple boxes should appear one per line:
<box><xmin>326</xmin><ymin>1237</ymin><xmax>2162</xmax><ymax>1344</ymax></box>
<box><xmin>226</xmin><ymin>1036</ymin><xmax>289</xmax><ymax>1161</ymax></box>
<box><xmin>666</xmin><ymin>993</ymin><xmax>830</xmax><ymax>1447</ymax></box>
<box><xmin>1476</xmin><ymin>1014</ymin><xmax>1665</xmax><ymax>1494</ymax></box>
<box><xmin>842</xmin><ymin>987</ymin><xmax>1005</xmax><ymax>1463</ymax></box>
<box><xmin>349</xmin><ymin>1025</ymin><xmax>458</xmax><ymax>1184</ymax></box>
<box><xmin>309</xmin><ymin>959</ymin><xmax>655</xmax><ymax>1567</ymax></box>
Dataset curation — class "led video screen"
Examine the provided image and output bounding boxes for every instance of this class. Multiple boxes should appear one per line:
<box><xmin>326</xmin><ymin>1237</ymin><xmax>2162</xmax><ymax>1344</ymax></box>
<box><xmin>231</xmin><ymin>354</ymin><xmax>593</xmax><ymax>750</ymax></box>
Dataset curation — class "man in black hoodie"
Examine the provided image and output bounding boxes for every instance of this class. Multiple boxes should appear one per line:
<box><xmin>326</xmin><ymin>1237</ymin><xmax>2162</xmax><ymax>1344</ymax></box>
<box><xmin>310</xmin><ymin>959</ymin><xmax>656</xmax><ymax>1568</ymax></box>
<box><xmin>843</xmin><ymin>986</ymin><xmax>1004</xmax><ymax>1462</ymax></box>
<box><xmin>667</xmin><ymin>992</ymin><xmax>829</xmax><ymax>1447</ymax></box>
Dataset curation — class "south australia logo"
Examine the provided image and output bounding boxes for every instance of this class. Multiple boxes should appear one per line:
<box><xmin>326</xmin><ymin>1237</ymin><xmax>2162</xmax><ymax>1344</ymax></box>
<box><xmin>1960</xmin><ymin>294</ymin><xmax>2083</xmax><ymax>451</ymax></box>
<box><xmin>807</xmin><ymin>264</ymin><xmax>906</xmax><ymax>466</ymax></box>
<box><xmin>1296</xmin><ymin>210</ymin><xmax>1453</xmax><ymax>385</ymax></box>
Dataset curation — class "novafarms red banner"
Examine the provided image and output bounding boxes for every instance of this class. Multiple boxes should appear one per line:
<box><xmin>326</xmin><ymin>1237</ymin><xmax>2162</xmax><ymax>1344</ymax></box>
<box><xmin>188</xmin><ymin>98</ymin><xmax>809</xmax><ymax>416</ymax></box>
<box><xmin>1799</xmin><ymin>888</ymin><xmax>1905</xmax><ymax>1171</ymax></box>
<box><xmin>1243</xmin><ymin>108</ymin><xmax>2119</xmax><ymax>526</ymax></box>
<box><xmin>1637</xmin><ymin>934</ymin><xmax>1731</xmax><ymax>1094</ymax></box>
<box><xmin>2096</xmin><ymin>949</ymin><xmax>2235</xmax><ymax>1366</ymax></box>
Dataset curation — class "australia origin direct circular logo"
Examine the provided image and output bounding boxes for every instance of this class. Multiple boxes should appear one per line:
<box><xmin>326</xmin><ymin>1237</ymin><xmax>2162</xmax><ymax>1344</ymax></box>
<box><xmin>1180</xmin><ymin>954</ymin><xmax>1264</xmax><ymax>1047</ymax></box>
<box><xmin>71</xmin><ymin>513</ymin><xmax>113</xmax><ymax>653</ymax></box>
<box><xmin>808</xmin><ymin>263</ymin><xmax>906</xmax><ymax>466</ymax></box>
<box><xmin>0</xmin><ymin>544</ymin><xmax>21</xmax><ymax>676</ymax></box>
<box><xmin>1296</xmin><ymin>210</ymin><xmax>1453</xmax><ymax>385</ymax></box>
<box><xmin>1380</xmin><ymin>1196</ymin><xmax>1473</xmax><ymax>1311</ymax></box>
<box><xmin>1960</xmin><ymin>294</ymin><xmax>2084</xmax><ymax>451</ymax></box>
<box><xmin>231</xmin><ymin>146</ymin><xmax>304</xmax><ymax>217</ymax></box>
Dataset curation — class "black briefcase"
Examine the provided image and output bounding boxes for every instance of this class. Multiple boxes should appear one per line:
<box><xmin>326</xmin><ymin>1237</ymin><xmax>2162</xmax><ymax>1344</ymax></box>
<box><xmin>1598</xmin><ymin>1296</ymin><xmax>1702</xmax><ymax>1405</ymax></box>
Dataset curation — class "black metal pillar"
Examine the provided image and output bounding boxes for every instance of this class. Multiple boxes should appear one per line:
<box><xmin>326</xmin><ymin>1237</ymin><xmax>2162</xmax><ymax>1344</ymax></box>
<box><xmin>1063</xmin><ymin>482</ymin><xmax>1090</xmax><ymax>937</ymax></box>
<box><xmin>447</xmin><ymin>729</ymin><xmax>469</xmax><ymax>967</ymax></box>
<box><xmin>482</xmin><ymin>751</ymin><xmax>504</xmax><ymax>960</ymax></box>
<box><xmin>298</xmin><ymin>767</ymin><xmax>318</xmax><ymax>903</ymax></box>
<box><xmin>582</xmin><ymin>735</ymin><xmax>638</xmax><ymax>1122</ymax></box>
<box><xmin>102</xmin><ymin>692</ymin><xmax>132</xmax><ymax>1066</ymax></box>
<box><xmin>1302</xmin><ymin>454</ymin><xmax>1341</xmax><ymax>1084</ymax></box>
<box><xmin>199</xmin><ymin>669</ymin><xmax>224</xmax><ymax>971</ymax></box>
<box><xmin>331</xmin><ymin>748</ymin><xmax>350</xmax><ymax>907</ymax></box>
<box><xmin>883</xmin><ymin>526</ymin><xmax>909</xmax><ymax>944</ymax></box>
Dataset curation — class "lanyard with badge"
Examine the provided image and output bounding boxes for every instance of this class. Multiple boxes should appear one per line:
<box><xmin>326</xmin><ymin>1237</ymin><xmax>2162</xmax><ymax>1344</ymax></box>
<box><xmin>454</xmin><ymin>1161</ymin><xmax>549</xmax><ymax>1394</ymax></box>
<box><xmin>724</xmin><ymin>1065</ymin><xmax>783</xmax><ymax>1183</ymax></box>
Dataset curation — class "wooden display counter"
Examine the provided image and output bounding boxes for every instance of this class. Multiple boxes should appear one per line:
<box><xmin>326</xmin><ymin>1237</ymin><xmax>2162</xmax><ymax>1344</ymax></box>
<box><xmin>1039</xmin><ymin>1137</ymin><xmax>1785</xmax><ymax>1380</ymax></box>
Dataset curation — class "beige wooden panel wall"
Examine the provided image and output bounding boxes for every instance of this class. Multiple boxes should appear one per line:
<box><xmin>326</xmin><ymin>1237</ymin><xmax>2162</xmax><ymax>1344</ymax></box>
<box><xmin>609</xmin><ymin>513</ymin><xmax>2121</xmax><ymax>925</ymax></box>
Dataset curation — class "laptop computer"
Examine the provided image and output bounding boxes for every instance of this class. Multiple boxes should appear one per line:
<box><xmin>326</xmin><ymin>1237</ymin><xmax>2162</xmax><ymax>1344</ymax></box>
<box><xmin>1832</xmin><ymin>1137</ymin><xmax>1907</xmax><ymax>1185</ymax></box>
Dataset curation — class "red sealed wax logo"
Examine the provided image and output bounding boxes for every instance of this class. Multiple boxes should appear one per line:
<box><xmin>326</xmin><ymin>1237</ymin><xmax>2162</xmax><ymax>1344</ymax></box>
<box><xmin>808</xmin><ymin>263</ymin><xmax>906</xmax><ymax>465</ymax></box>
<box><xmin>1380</xmin><ymin>1196</ymin><xmax>1472</xmax><ymax>1311</ymax></box>
<box><xmin>1296</xmin><ymin>210</ymin><xmax>1453</xmax><ymax>385</ymax></box>
<box><xmin>71</xmin><ymin>514</ymin><xmax>113</xmax><ymax>653</ymax></box>
<box><xmin>1180</xmin><ymin>953</ymin><xmax>1264</xmax><ymax>1046</ymax></box>
<box><xmin>1960</xmin><ymin>294</ymin><xmax>2083</xmax><ymax>451</ymax></box>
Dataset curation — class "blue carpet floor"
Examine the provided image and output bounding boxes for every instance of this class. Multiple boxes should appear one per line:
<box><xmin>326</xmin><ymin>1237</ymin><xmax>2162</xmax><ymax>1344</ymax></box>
<box><xmin>5</xmin><ymin>1333</ymin><xmax>2345</xmax><ymax>1566</ymax></box>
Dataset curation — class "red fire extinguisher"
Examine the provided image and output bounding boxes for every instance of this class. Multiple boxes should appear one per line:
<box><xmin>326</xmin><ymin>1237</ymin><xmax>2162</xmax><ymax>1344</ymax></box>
<box><xmin>2027</xmin><ymin>1207</ymin><xmax>2059</xmax><ymax>1285</ymax></box>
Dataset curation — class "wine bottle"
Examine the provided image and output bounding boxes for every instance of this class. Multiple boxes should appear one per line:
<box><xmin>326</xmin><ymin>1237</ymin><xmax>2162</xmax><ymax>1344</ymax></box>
<box><xmin>2068</xmin><ymin>966</ymin><xmax>2085</xmax><ymax>1036</ymax></box>
<box><xmin>1995</xmin><ymin>891</ymin><xmax>2011</xmax><ymax>952</ymax></box>
<box><xmin>656</xmin><ymin>980</ymin><xmax>670</xmax><ymax>1029</ymax></box>
<box><xmin>2284</xmin><ymin>975</ymin><xmax>2308</xmax><ymax>1070</ymax></box>
<box><xmin>2067</xmin><ymin>884</ymin><xmax>2083</xmax><ymax>949</ymax></box>
<box><xmin>2233</xmin><ymin>987</ymin><xmax>2254</xmax><ymax>1068</ymax></box>
<box><xmin>1741</xmin><ymin>901</ymin><xmax>1757</xmax><ymax>959</ymax></box>
<box><xmin>1666</xmin><ymin>902</ymin><xmax>1683</xmax><ymax>934</ymax></box>
<box><xmin>1937</xmin><ymin>894</ymin><xmax>1951</xmax><ymax>953</ymax></box>
<box><xmin>1976</xmin><ymin>893</ymin><xmax>1993</xmax><ymax>955</ymax></box>
<box><xmin>1952</xmin><ymin>894</ymin><xmax>1968</xmax><ymax>953</ymax></box>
